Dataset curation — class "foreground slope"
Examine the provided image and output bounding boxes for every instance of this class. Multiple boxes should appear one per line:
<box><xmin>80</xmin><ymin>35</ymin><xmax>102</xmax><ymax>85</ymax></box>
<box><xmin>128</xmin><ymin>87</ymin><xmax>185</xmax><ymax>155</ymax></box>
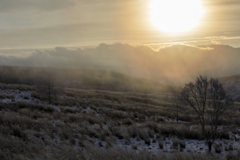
<box><xmin>0</xmin><ymin>83</ymin><xmax>240</xmax><ymax>159</ymax></box>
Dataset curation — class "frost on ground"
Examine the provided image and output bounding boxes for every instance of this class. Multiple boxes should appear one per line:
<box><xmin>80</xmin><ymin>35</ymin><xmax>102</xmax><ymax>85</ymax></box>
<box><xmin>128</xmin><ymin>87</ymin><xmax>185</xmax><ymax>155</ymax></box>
<box><xmin>113</xmin><ymin>136</ymin><xmax>240</xmax><ymax>156</ymax></box>
<box><xmin>0</xmin><ymin>87</ymin><xmax>240</xmax><ymax>159</ymax></box>
<box><xmin>0</xmin><ymin>89</ymin><xmax>39</xmax><ymax>103</ymax></box>
<box><xmin>0</xmin><ymin>89</ymin><xmax>66</xmax><ymax>112</ymax></box>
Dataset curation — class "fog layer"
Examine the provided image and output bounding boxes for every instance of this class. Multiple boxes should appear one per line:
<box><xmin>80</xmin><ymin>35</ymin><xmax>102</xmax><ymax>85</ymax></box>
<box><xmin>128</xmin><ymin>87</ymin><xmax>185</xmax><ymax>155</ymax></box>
<box><xmin>1</xmin><ymin>43</ymin><xmax>239</xmax><ymax>85</ymax></box>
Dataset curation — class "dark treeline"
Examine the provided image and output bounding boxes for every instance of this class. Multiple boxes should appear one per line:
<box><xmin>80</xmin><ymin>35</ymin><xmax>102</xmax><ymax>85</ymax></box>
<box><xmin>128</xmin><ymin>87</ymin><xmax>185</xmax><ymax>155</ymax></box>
<box><xmin>0</xmin><ymin>65</ymin><xmax>174</xmax><ymax>92</ymax></box>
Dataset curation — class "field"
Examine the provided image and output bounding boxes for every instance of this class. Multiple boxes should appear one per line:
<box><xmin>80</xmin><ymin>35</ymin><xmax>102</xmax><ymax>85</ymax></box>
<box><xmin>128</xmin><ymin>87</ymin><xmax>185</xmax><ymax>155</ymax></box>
<box><xmin>0</xmin><ymin>81</ymin><xmax>240</xmax><ymax>160</ymax></box>
<box><xmin>2</xmin><ymin>0</ymin><xmax>240</xmax><ymax>159</ymax></box>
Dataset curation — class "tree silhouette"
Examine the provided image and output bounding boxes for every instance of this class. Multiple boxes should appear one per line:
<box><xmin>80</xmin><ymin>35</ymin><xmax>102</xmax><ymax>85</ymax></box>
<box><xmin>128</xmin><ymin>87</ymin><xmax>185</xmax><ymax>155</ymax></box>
<box><xmin>35</xmin><ymin>71</ymin><xmax>64</xmax><ymax>104</ymax></box>
<box><xmin>179</xmin><ymin>75</ymin><xmax>234</xmax><ymax>152</ymax></box>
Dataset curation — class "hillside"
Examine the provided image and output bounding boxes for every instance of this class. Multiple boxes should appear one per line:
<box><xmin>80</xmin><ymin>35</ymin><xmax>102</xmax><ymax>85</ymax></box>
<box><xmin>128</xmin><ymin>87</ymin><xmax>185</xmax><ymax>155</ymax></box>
<box><xmin>0</xmin><ymin>66</ymin><xmax>239</xmax><ymax>159</ymax></box>
<box><xmin>0</xmin><ymin>66</ymin><xmax>174</xmax><ymax>93</ymax></box>
<box><xmin>219</xmin><ymin>74</ymin><xmax>240</xmax><ymax>101</ymax></box>
<box><xmin>0</xmin><ymin>83</ymin><xmax>239</xmax><ymax>159</ymax></box>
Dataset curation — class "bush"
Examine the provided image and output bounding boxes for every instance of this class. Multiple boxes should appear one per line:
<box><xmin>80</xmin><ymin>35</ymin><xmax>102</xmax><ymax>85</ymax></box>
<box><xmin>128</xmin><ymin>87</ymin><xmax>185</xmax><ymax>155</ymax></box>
<box><xmin>213</xmin><ymin>143</ymin><xmax>222</xmax><ymax>153</ymax></box>
<box><xmin>31</xmin><ymin>91</ymin><xmax>40</xmax><ymax>99</ymax></box>
<box><xmin>172</xmin><ymin>137</ymin><xmax>185</xmax><ymax>149</ymax></box>
<box><xmin>11</xmin><ymin>125</ymin><xmax>23</xmax><ymax>138</ymax></box>
<box><xmin>158</xmin><ymin>140</ymin><xmax>164</xmax><ymax>149</ymax></box>
<box><xmin>62</xmin><ymin>107</ymin><xmax>77</xmax><ymax>113</ymax></box>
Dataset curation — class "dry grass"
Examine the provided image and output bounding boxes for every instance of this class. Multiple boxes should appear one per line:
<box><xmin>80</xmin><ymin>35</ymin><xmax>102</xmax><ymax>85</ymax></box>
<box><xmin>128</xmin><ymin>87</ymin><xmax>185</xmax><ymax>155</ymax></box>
<box><xmin>0</xmin><ymin>83</ymin><xmax>34</xmax><ymax>91</ymax></box>
<box><xmin>0</xmin><ymin>83</ymin><xmax>239</xmax><ymax>160</ymax></box>
<box><xmin>158</xmin><ymin>139</ymin><xmax>164</xmax><ymax>149</ymax></box>
<box><xmin>226</xmin><ymin>150</ymin><xmax>240</xmax><ymax>160</ymax></box>
<box><xmin>213</xmin><ymin>143</ymin><xmax>222</xmax><ymax>153</ymax></box>
<box><xmin>172</xmin><ymin>137</ymin><xmax>186</xmax><ymax>149</ymax></box>
<box><xmin>31</xmin><ymin>91</ymin><xmax>40</xmax><ymax>99</ymax></box>
<box><xmin>0</xmin><ymin>93</ymin><xmax>15</xmax><ymax>99</ymax></box>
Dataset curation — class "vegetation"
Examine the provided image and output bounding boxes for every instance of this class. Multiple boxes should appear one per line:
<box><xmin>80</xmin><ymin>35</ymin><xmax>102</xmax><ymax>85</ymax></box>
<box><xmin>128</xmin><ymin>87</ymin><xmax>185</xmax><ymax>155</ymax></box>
<box><xmin>35</xmin><ymin>71</ymin><xmax>64</xmax><ymax>104</ymax></box>
<box><xmin>0</xmin><ymin>69</ymin><xmax>239</xmax><ymax>159</ymax></box>
<box><xmin>180</xmin><ymin>76</ymin><xmax>235</xmax><ymax>152</ymax></box>
<box><xmin>0</xmin><ymin>65</ymin><xmax>174</xmax><ymax>92</ymax></box>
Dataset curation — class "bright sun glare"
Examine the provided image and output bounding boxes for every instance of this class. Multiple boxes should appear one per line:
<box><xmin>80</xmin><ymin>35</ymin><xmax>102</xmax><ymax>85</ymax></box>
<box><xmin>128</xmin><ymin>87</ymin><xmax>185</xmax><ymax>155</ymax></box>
<box><xmin>149</xmin><ymin>0</ymin><xmax>204</xmax><ymax>33</ymax></box>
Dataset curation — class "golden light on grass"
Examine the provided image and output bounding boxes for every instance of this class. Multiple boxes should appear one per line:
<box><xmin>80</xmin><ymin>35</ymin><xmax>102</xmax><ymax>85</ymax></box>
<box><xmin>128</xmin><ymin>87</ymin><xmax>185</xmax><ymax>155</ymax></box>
<box><xmin>149</xmin><ymin>0</ymin><xmax>205</xmax><ymax>33</ymax></box>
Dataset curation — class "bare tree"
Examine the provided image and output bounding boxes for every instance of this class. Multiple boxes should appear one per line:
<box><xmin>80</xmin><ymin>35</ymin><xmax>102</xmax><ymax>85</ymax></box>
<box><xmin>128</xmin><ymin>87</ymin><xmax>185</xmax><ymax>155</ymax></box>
<box><xmin>35</xmin><ymin>71</ymin><xmax>64</xmax><ymax>104</ymax></box>
<box><xmin>179</xmin><ymin>75</ymin><xmax>234</xmax><ymax>152</ymax></box>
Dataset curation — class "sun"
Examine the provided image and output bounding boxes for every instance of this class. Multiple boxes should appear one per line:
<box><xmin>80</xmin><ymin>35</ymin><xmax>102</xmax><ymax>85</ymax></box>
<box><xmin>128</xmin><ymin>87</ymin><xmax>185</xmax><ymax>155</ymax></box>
<box><xmin>149</xmin><ymin>0</ymin><xmax>204</xmax><ymax>33</ymax></box>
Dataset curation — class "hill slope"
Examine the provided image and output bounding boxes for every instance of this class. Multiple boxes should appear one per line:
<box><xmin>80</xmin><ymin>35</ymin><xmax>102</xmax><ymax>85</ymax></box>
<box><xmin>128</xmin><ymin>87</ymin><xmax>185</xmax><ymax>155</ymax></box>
<box><xmin>0</xmin><ymin>66</ymin><xmax>173</xmax><ymax>93</ymax></box>
<box><xmin>219</xmin><ymin>74</ymin><xmax>240</xmax><ymax>101</ymax></box>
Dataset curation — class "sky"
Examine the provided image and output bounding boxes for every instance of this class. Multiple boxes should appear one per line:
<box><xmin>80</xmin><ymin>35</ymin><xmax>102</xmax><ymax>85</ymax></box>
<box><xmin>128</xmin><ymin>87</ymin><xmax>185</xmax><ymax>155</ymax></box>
<box><xmin>1</xmin><ymin>0</ymin><xmax>240</xmax><ymax>50</ymax></box>
<box><xmin>0</xmin><ymin>0</ymin><xmax>240</xmax><ymax>84</ymax></box>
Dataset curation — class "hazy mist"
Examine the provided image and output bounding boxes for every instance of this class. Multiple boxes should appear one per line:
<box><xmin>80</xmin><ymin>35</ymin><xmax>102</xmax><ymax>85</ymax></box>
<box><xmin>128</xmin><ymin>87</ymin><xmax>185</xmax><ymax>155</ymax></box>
<box><xmin>0</xmin><ymin>43</ymin><xmax>239</xmax><ymax>85</ymax></box>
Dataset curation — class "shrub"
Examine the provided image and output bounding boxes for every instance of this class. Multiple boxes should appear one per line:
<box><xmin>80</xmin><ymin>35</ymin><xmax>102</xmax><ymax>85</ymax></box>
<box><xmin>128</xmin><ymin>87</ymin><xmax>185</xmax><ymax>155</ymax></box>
<box><xmin>31</xmin><ymin>91</ymin><xmax>40</xmax><ymax>99</ymax></box>
<box><xmin>158</xmin><ymin>140</ymin><xmax>164</xmax><ymax>149</ymax></box>
<box><xmin>138</xmin><ymin>128</ymin><xmax>150</xmax><ymax>141</ymax></box>
<box><xmin>213</xmin><ymin>144</ymin><xmax>221</xmax><ymax>153</ymax></box>
<box><xmin>132</xmin><ymin>145</ymin><xmax>138</xmax><ymax>150</ymax></box>
<box><xmin>172</xmin><ymin>137</ymin><xmax>185</xmax><ymax>149</ymax></box>
<box><xmin>11</xmin><ymin>125</ymin><xmax>23</xmax><ymax>138</ymax></box>
<box><xmin>23</xmin><ymin>94</ymin><xmax>29</xmax><ymax>99</ymax></box>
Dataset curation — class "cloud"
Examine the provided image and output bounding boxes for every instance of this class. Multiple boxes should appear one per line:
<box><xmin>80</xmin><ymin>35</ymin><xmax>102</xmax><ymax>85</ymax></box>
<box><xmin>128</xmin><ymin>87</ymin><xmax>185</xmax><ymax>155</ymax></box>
<box><xmin>0</xmin><ymin>0</ymin><xmax>78</xmax><ymax>12</ymax></box>
<box><xmin>0</xmin><ymin>43</ymin><xmax>239</xmax><ymax>85</ymax></box>
<box><xmin>206</xmin><ymin>0</ymin><xmax>240</xmax><ymax>6</ymax></box>
<box><xmin>0</xmin><ymin>23</ymin><xmax>117</xmax><ymax>48</ymax></box>
<box><xmin>205</xmin><ymin>36</ymin><xmax>240</xmax><ymax>40</ymax></box>
<box><xmin>144</xmin><ymin>36</ymin><xmax>240</xmax><ymax>50</ymax></box>
<box><xmin>140</xmin><ymin>35</ymin><xmax>240</xmax><ymax>51</ymax></box>
<box><xmin>0</xmin><ymin>0</ymin><xmax>239</xmax><ymax>49</ymax></box>
<box><xmin>0</xmin><ymin>0</ymin><xmax>150</xmax><ymax>48</ymax></box>
<box><xmin>146</xmin><ymin>42</ymin><xmax>214</xmax><ymax>51</ymax></box>
<box><xmin>211</xmin><ymin>40</ymin><xmax>221</xmax><ymax>45</ymax></box>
